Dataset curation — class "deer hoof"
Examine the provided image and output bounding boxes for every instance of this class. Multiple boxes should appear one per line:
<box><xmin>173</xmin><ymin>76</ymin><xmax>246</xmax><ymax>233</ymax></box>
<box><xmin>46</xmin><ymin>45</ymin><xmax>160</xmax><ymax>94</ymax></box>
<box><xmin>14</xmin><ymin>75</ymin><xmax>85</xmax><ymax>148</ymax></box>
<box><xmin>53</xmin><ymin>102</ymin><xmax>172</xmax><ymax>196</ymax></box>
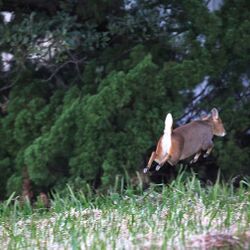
<box><xmin>156</xmin><ymin>165</ymin><xmax>161</xmax><ymax>171</ymax></box>
<box><xmin>143</xmin><ymin>168</ymin><xmax>148</xmax><ymax>174</ymax></box>
<box><xmin>190</xmin><ymin>159</ymin><xmax>197</xmax><ymax>164</ymax></box>
<box><xmin>203</xmin><ymin>153</ymin><xmax>209</xmax><ymax>158</ymax></box>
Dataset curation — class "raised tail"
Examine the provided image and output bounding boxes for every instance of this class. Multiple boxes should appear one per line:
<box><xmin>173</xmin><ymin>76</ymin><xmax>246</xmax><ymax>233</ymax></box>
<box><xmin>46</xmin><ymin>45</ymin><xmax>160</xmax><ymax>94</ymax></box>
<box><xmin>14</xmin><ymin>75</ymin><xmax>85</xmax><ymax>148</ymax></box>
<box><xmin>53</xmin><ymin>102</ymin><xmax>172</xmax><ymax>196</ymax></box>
<box><xmin>143</xmin><ymin>113</ymin><xmax>173</xmax><ymax>174</ymax></box>
<box><xmin>164</xmin><ymin>113</ymin><xmax>173</xmax><ymax>135</ymax></box>
<box><xmin>161</xmin><ymin>113</ymin><xmax>173</xmax><ymax>155</ymax></box>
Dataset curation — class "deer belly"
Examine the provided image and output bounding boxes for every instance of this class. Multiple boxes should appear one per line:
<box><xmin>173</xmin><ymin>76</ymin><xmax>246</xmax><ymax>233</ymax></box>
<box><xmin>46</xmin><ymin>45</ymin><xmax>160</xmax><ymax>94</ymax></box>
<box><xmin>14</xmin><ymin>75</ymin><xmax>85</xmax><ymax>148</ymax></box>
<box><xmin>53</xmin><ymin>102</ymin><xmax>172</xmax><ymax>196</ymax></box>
<box><xmin>180</xmin><ymin>142</ymin><xmax>201</xmax><ymax>160</ymax></box>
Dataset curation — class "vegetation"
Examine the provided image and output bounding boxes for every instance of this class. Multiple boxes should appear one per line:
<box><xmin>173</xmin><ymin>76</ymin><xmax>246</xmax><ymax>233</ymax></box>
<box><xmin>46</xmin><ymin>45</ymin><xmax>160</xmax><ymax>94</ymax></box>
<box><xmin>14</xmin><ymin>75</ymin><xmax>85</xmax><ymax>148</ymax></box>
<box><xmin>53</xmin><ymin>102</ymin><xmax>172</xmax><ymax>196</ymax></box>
<box><xmin>0</xmin><ymin>175</ymin><xmax>249</xmax><ymax>249</ymax></box>
<box><xmin>0</xmin><ymin>0</ymin><xmax>250</xmax><ymax>199</ymax></box>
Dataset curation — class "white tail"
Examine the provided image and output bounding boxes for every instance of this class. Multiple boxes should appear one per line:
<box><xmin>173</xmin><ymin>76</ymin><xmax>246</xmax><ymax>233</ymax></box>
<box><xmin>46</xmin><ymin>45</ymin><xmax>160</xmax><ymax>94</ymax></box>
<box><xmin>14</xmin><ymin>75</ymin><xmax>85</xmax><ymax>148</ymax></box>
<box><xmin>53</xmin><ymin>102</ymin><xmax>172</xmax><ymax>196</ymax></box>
<box><xmin>143</xmin><ymin>113</ymin><xmax>173</xmax><ymax>174</ymax></box>
<box><xmin>164</xmin><ymin>113</ymin><xmax>173</xmax><ymax>134</ymax></box>
<box><xmin>161</xmin><ymin>113</ymin><xmax>173</xmax><ymax>155</ymax></box>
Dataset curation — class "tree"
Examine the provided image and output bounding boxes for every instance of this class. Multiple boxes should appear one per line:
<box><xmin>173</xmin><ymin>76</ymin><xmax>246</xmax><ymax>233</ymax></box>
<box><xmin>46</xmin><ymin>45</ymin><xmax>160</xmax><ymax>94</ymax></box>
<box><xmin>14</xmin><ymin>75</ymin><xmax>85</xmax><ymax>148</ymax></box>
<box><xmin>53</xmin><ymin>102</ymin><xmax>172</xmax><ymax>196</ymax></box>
<box><xmin>0</xmin><ymin>0</ymin><xmax>249</xmax><ymax>199</ymax></box>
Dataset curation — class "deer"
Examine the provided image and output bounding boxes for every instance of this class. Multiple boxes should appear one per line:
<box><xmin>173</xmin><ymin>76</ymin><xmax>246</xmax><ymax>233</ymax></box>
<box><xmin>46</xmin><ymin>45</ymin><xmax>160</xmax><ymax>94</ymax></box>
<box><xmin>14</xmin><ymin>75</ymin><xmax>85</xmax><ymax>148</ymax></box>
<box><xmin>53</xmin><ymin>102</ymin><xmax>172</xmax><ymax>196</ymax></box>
<box><xmin>143</xmin><ymin>108</ymin><xmax>226</xmax><ymax>173</ymax></box>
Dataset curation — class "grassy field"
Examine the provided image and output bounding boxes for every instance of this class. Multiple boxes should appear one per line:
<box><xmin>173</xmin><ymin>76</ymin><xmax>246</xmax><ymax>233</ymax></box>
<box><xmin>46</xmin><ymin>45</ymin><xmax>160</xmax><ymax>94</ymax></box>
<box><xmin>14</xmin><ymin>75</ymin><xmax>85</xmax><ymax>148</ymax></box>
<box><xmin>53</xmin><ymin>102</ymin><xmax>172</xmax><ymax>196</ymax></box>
<box><xmin>0</xmin><ymin>174</ymin><xmax>249</xmax><ymax>249</ymax></box>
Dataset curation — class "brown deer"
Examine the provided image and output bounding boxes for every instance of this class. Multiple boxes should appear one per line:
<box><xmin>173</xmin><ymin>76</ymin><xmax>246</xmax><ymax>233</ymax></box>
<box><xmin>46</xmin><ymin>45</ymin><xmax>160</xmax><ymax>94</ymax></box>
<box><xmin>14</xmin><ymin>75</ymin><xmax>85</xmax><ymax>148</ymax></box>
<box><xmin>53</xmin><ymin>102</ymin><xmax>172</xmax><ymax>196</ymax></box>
<box><xmin>144</xmin><ymin>108</ymin><xmax>226</xmax><ymax>173</ymax></box>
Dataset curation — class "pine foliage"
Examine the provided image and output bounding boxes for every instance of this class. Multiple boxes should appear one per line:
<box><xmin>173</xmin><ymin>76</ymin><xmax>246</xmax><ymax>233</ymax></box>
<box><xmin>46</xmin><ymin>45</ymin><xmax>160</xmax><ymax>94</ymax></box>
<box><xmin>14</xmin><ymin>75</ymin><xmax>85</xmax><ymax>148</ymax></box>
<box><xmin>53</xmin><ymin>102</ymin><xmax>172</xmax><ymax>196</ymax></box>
<box><xmin>0</xmin><ymin>0</ymin><xmax>249</xmax><ymax>198</ymax></box>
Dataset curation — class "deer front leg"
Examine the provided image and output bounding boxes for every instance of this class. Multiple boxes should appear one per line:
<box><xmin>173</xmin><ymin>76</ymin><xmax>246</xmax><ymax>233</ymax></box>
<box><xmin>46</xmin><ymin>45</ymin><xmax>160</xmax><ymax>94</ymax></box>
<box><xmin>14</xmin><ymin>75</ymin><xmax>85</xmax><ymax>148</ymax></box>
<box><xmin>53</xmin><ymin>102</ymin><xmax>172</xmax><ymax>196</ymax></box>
<box><xmin>203</xmin><ymin>145</ymin><xmax>213</xmax><ymax>158</ymax></box>
<box><xmin>155</xmin><ymin>153</ymin><xmax>171</xmax><ymax>171</ymax></box>
<box><xmin>190</xmin><ymin>152</ymin><xmax>201</xmax><ymax>164</ymax></box>
<box><xmin>143</xmin><ymin>151</ymin><xmax>156</xmax><ymax>173</ymax></box>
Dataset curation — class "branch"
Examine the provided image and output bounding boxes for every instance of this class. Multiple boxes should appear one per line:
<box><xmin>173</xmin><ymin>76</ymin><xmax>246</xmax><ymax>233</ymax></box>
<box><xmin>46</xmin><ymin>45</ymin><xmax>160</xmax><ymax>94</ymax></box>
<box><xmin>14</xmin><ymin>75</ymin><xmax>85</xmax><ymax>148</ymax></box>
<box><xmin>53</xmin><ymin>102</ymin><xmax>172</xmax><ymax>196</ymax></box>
<box><xmin>177</xmin><ymin>83</ymin><xmax>212</xmax><ymax>122</ymax></box>
<box><xmin>0</xmin><ymin>84</ymin><xmax>13</xmax><ymax>92</ymax></box>
<box><xmin>44</xmin><ymin>57</ymin><xmax>86</xmax><ymax>82</ymax></box>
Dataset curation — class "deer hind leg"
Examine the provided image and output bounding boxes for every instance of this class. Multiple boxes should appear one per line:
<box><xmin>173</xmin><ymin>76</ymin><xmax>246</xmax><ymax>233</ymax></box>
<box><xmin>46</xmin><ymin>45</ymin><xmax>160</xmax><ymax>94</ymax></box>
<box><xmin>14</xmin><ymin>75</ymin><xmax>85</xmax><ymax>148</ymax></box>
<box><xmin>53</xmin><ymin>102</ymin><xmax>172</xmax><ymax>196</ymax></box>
<box><xmin>156</xmin><ymin>139</ymin><xmax>183</xmax><ymax>170</ymax></box>
<box><xmin>155</xmin><ymin>153</ymin><xmax>172</xmax><ymax>171</ymax></box>
<box><xmin>190</xmin><ymin>151</ymin><xmax>201</xmax><ymax>164</ymax></box>
<box><xmin>143</xmin><ymin>151</ymin><xmax>156</xmax><ymax>173</ymax></box>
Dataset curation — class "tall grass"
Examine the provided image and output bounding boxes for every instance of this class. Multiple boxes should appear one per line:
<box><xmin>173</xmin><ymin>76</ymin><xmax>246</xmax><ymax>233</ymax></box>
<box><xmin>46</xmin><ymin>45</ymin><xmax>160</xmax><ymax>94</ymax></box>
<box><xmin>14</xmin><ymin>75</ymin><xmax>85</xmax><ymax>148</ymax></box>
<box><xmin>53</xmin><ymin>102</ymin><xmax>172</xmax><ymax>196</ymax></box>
<box><xmin>0</xmin><ymin>174</ymin><xmax>249</xmax><ymax>249</ymax></box>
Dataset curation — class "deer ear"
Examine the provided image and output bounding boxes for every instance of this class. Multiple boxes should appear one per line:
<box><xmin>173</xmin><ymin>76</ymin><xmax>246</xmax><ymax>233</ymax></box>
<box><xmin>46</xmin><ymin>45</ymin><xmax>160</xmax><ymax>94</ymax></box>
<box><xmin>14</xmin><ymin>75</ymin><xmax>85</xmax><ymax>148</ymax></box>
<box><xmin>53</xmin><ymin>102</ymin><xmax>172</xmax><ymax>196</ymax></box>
<box><xmin>211</xmin><ymin>108</ymin><xmax>219</xmax><ymax>119</ymax></box>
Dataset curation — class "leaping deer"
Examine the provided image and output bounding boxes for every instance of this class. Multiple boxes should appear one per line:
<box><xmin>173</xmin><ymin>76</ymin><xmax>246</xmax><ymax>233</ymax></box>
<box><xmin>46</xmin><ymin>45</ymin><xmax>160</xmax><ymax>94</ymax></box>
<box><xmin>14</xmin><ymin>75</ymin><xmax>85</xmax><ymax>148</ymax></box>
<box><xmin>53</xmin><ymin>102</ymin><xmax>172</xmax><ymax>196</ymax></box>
<box><xmin>144</xmin><ymin>108</ymin><xmax>226</xmax><ymax>173</ymax></box>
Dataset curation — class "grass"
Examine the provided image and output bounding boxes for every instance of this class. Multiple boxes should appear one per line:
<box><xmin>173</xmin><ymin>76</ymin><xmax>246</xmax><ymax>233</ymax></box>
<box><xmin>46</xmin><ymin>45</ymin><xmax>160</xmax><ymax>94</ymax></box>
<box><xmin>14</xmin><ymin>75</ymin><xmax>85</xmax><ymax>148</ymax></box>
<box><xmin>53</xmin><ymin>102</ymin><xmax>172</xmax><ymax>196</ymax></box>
<box><xmin>0</xmin><ymin>174</ymin><xmax>249</xmax><ymax>249</ymax></box>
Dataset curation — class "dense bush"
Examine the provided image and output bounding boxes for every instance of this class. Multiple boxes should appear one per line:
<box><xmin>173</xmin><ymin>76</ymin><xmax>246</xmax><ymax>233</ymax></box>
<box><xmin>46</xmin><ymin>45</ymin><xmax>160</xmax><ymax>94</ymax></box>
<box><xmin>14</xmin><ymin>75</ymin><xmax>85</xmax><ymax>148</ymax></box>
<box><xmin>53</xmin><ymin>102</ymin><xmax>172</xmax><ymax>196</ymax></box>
<box><xmin>0</xmin><ymin>0</ymin><xmax>249</xmax><ymax>199</ymax></box>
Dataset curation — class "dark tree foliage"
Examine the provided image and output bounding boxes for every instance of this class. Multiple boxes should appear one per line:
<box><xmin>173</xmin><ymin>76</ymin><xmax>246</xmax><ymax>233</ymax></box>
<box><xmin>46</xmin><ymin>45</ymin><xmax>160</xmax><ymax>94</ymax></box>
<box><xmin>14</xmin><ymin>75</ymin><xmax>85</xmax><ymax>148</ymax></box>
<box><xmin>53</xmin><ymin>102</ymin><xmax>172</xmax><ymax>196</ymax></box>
<box><xmin>0</xmin><ymin>0</ymin><xmax>249</xmax><ymax>199</ymax></box>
